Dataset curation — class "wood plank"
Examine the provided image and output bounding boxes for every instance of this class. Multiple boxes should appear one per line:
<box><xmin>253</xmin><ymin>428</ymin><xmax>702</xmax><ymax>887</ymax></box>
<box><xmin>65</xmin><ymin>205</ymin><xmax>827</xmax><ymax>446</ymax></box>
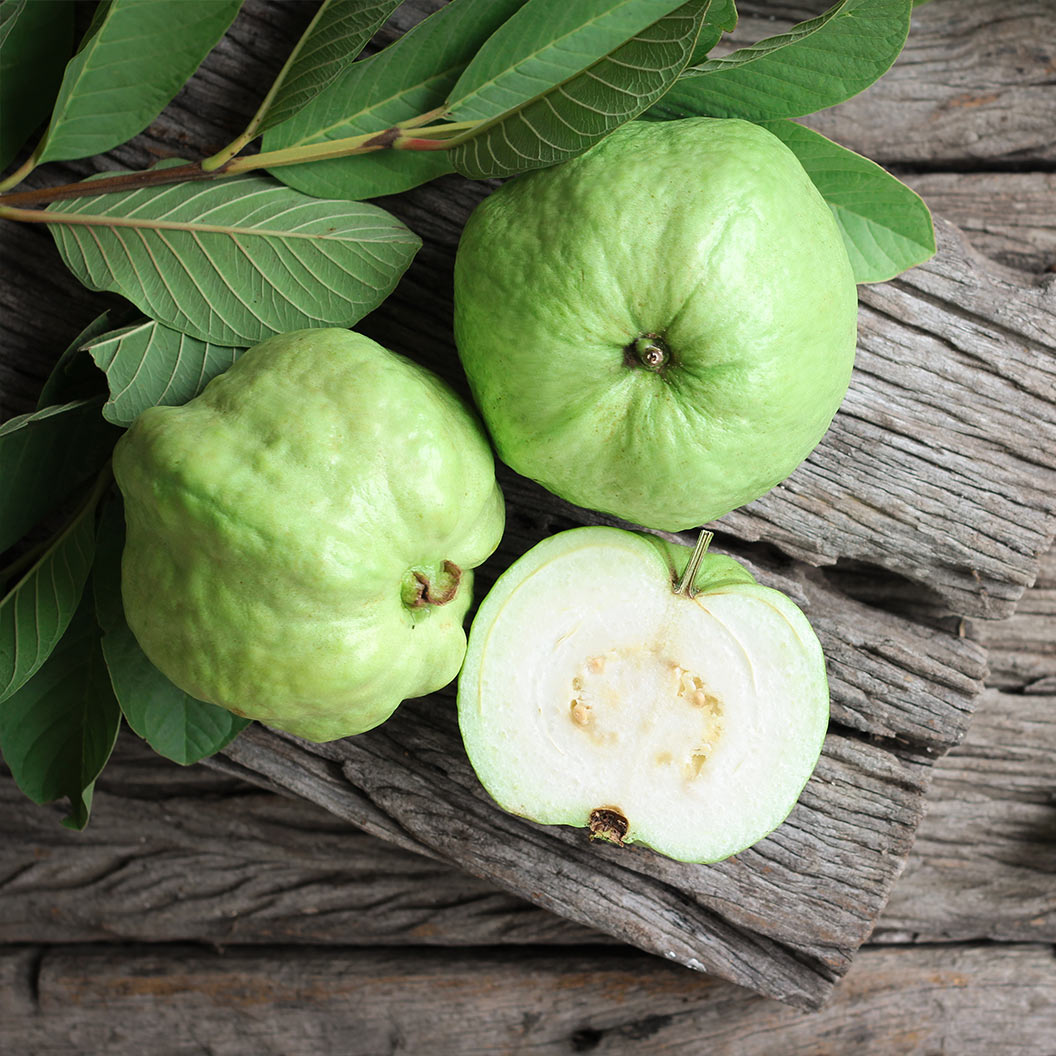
<box><xmin>0</xmin><ymin>747</ymin><xmax>595</xmax><ymax>948</ymax></box>
<box><xmin>3</xmin><ymin>943</ymin><xmax>1054</xmax><ymax>1054</ymax></box>
<box><xmin>4</xmin><ymin>679</ymin><xmax>1053</xmax><ymax>951</ymax></box>
<box><xmin>877</xmin><ymin>688</ymin><xmax>1056</xmax><ymax>943</ymax></box>
<box><xmin>2</xmin><ymin>0</ymin><xmax>1052</xmax><ymax>1012</ymax></box>
<box><xmin>202</xmin><ymin>727</ymin><xmax>940</xmax><ymax>1009</ymax></box>
<box><xmin>727</xmin><ymin>0</ymin><xmax>1056</xmax><ymax>166</ymax></box>
<box><xmin>719</xmin><ymin>219</ymin><xmax>1056</xmax><ymax>619</ymax></box>
<box><xmin>902</xmin><ymin>173</ymin><xmax>1056</xmax><ymax>276</ymax></box>
<box><xmin>968</xmin><ymin>546</ymin><xmax>1056</xmax><ymax>692</ymax></box>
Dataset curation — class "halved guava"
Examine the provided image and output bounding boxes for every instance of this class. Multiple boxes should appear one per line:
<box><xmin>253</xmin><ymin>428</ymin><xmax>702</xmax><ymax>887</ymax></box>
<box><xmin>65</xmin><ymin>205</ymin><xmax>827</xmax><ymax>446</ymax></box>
<box><xmin>458</xmin><ymin>526</ymin><xmax>828</xmax><ymax>863</ymax></box>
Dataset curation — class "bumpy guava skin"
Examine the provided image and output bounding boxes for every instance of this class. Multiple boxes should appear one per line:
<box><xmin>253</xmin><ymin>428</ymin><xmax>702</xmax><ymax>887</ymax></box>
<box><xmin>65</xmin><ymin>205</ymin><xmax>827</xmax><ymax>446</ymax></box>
<box><xmin>113</xmin><ymin>328</ymin><xmax>505</xmax><ymax>742</ymax></box>
<box><xmin>453</xmin><ymin>118</ymin><xmax>858</xmax><ymax>531</ymax></box>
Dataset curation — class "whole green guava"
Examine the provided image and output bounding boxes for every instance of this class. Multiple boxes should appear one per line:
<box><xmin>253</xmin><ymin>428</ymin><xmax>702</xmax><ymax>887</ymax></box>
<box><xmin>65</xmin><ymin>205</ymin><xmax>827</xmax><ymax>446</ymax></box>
<box><xmin>113</xmin><ymin>328</ymin><xmax>505</xmax><ymax>742</ymax></box>
<box><xmin>453</xmin><ymin>117</ymin><xmax>859</xmax><ymax>532</ymax></box>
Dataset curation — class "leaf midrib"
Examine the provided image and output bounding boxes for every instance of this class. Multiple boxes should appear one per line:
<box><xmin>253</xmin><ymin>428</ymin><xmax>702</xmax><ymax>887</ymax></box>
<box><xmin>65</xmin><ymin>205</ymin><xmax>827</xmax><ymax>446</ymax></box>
<box><xmin>451</xmin><ymin>3</ymin><xmax>698</xmax><ymax>145</ymax></box>
<box><xmin>42</xmin><ymin>208</ymin><xmax>412</xmax><ymax>241</ymax></box>
<box><xmin>448</xmin><ymin>0</ymin><xmax>663</xmax><ymax>115</ymax></box>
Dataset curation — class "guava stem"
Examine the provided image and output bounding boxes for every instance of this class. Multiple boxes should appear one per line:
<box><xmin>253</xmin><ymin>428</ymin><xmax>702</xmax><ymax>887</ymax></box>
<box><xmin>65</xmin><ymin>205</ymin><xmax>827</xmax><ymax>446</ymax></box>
<box><xmin>675</xmin><ymin>530</ymin><xmax>714</xmax><ymax>598</ymax></box>
<box><xmin>0</xmin><ymin>161</ymin><xmax>221</xmax><ymax>208</ymax></box>
<box><xmin>624</xmin><ymin>333</ymin><xmax>670</xmax><ymax>372</ymax></box>
<box><xmin>635</xmin><ymin>336</ymin><xmax>666</xmax><ymax>370</ymax></box>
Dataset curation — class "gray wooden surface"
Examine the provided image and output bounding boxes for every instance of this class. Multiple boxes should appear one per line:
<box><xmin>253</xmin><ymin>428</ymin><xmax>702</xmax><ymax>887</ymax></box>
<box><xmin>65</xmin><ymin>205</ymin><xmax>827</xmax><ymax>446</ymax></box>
<box><xmin>1</xmin><ymin>0</ymin><xmax>1055</xmax><ymax>1049</ymax></box>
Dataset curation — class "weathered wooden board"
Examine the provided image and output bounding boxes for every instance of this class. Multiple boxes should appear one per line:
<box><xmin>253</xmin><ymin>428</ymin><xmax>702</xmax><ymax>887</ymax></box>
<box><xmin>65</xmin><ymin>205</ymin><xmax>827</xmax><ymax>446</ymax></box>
<box><xmin>721</xmin><ymin>218</ymin><xmax>1056</xmax><ymax>619</ymax></box>
<box><xmin>2</xmin><ymin>0</ymin><xmax>1054</xmax><ymax>1015</ymax></box>
<box><xmin>731</xmin><ymin>0</ymin><xmax>1056</xmax><ymax>166</ymax></box>
<box><xmin>969</xmin><ymin>545</ymin><xmax>1056</xmax><ymax>693</ymax></box>
<box><xmin>903</xmin><ymin>173</ymin><xmax>1056</xmax><ymax>276</ymax></box>
<box><xmin>876</xmin><ymin>691</ymin><xmax>1056</xmax><ymax>943</ymax></box>
<box><xmin>3</xmin><ymin>942</ymin><xmax>1054</xmax><ymax>1055</ymax></box>
<box><xmin>4</xmin><ymin>679</ymin><xmax>1053</xmax><ymax>950</ymax></box>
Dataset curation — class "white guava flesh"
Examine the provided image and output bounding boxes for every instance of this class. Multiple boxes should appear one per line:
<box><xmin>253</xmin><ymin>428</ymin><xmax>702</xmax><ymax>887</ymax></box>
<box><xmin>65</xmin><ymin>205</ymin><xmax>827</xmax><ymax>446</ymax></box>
<box><xmin>458</xmin><ymin>527</ymin><xmax>829</xmax><ymax>863</ymax></box>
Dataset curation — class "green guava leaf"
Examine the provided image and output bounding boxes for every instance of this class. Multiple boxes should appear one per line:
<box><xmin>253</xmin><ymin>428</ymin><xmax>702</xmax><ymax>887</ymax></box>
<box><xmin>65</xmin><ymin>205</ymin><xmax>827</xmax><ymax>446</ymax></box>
<box><xmin>45</xmin><ymin>172</ymin><xmax>421</xmax><ymax>347</ymax></box>
<box><xmin>446</xmin><ymin>0</ymin><xmax>711</xmax><ymax>180</ymax></box>
<box><xmin>0</xmin><ymin>398</ymin><xmax>119</xmax><ymax>555</ymax></box>
<box><xmin>0</xmin><ymin>0</ymin><xmax>74</xmax><ymax>173</ymax></box>
<box><xmin>93</xmin><ymin>500</ymin><xmax>249</xmax><ymax>765</ymax></box>
<box><xmin>86</xmin><ymin>320</ymin><xmax>242</xmax><ymax>426</ymax></box>
<box><xmin>0</xmin><ymin>588</ymin><xmax>120</xmax><ymax>830</ymax></box>
<box><xmin>35</xmin><ymin>311</ymin><xmax>117</xmax><ymax>409</ymax></box>
<box><xmin>646</xmin><ymin>0</ymin><xmax>911</xmax><ymax>122</ymax></box>
<box><xmin>250</xmin><ymin>0</ymin><xmax>401</xmax><ymax>137</ymax></box>
<box><xmin>102</xmin><ymin>622</ymin><xmax>250</xmax><ymax>764</ymax></box>
<box><xmin>761</xmin><ymin>119</ymin><xmax>934</xmax><ymax>283</ymax></box>
<box><xmin>1</xmin><ymin>315</ymin><xmax>123</xmax><ymax>554</ymax></box>
<box><xmin>447</xmin><ymin>0</ymin><xmax>688</xmax><ymax>119</ymax></box>
<box><xmin>34</xmin><ymin>0</ymin><xmax>242</xmax><ymax>165</ymax></box>
<box><xmin>0</xmin><ymin>471</ymin><xmax>108</xmax><ymax>705</ymax></box>
<box><xmin>687</xmin><ymin>0</ymin><xmax>737</xmax><ymax>65</ymax></box>
<box><xmin>265</xmin><ymin>0</ymin><xmax>529</xmax><ymax>202</ymax></box>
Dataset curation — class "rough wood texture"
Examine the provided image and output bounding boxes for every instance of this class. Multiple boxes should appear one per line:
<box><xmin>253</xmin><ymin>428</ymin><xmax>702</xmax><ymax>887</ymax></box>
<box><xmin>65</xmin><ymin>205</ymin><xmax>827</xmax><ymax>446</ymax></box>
<box><xmin>3</xmin><ymin>943</ymin><xmax>1054</xmax><ymax>1055</ymax></box>
<box><xmin>730</xmin><ymin>0</ymin><xmax>1056</xmax><ymax>166</ymax></box>
<box><xmin>2</xmin><ymin>0</ymin><xmax>1055</xmax><ymax>1024</ymax></box>
<box><xmin>877</xmin><ymin>689</ymin><xmax>1056</xmax><ymax>943</ymax></box>
<box><xmin>4</xmin><ymin>656</ymin><xmax>1053</xmax><ymax>950</ymax></box>
<box><xmin>902</xmin><ymin>173</ymin><xmax>1056</xmax><ymax>276</ymax></box>
<box><xmin>721</xmin><ymin>218</ymin><xmax>1056</xmax><ymax>619</ymax></box>
<box><xmin>969</xmin><ymin>546</ymin><xmax>1056</xmax><ymax>692</ymax></box>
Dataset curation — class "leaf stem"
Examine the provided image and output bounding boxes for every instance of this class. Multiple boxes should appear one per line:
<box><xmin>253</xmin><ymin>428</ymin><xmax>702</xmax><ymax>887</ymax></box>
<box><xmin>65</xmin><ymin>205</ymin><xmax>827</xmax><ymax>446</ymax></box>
<box><xmin>224</xmin><ymin>119</ymin><xmax>480</xmax><ymax>174</ymax></box>
<box><xmin>203</xmin><ymin>0</ymin><xmax>339</xmax><ymax>173</ymax></box>
<box><xmin>0</xmin><ymin>205</ymin><xmax>77</xmax><ymax>225</ymax></box>
<box><xmin>0</xmin><ymin>115</ymin><xmax>480</xmax><ymax>209</ymax></box>
<box><xmin>0</xmin><ymin>152</ymin><xmax>39</xmax><ymax>193</ymax></box>
<box><xmin>201</xmin><ymin>130</ymin><xmax>256</xmax><ymax>173</ymax></box>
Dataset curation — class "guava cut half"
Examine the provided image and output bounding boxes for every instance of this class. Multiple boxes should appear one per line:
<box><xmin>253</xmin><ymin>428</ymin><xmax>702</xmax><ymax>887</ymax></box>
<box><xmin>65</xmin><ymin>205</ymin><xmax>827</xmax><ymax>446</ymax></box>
<box><xmin>458</xmin><ymin>527</ymin><xmax>829</xmax><ymax>863</ymax></box>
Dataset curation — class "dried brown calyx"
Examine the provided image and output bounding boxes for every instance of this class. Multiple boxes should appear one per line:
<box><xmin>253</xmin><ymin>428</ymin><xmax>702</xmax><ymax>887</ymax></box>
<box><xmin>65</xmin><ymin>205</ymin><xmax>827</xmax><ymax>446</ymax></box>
<box><xmin>405</xmin><ymin>560</ymin><xmax>462</xmax><ymax>608</ymax></box>
<box><xmin>589</xmin><ymin>806</ymin><xmax>629</xmax><ymax>846</ymax></box>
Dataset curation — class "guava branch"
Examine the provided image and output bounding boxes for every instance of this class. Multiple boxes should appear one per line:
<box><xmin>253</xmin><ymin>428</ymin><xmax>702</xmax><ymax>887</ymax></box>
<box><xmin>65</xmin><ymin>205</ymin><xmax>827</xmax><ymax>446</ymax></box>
<box><xmin>0</xmin><ymin>118</ymin><xmax>480</xmax><ymax>209</ymax></box>
<box><xmin>0</xmin><ymin>162</ymin><xmax>218</xmax><ymax>208</ymax></box>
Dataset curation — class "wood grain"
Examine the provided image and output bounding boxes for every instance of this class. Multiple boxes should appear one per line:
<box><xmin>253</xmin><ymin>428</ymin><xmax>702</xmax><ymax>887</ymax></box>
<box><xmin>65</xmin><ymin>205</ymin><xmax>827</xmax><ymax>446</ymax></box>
<box><xmin>902</xmin><ymin>173</ymin><xmax>1056</xmax><ymax>276</ymax></box>
<box><xmin>2</xmin><ymin>0</ymin><xmax>1054</xmax><ymax>1018</ymax></box>
<box><xmin>719</xmin><ymin>218</ymin><xmax>1056</xmax><ymax>619</ymax></box>
<box><xmin>969</xmin><ymin>546</ymin><xmax>1056</xmax><ymax>692</ymax></box>
<box><xmin>4</xmin><ymin>671</ymin><xmax>1053</xmax><ymax>951</ymax></box>
<box><xmin>3</xmin><ymin>943</ymin><xmax>1054</xmax><ymax>1055</ymax></box>
<box><xmin>728</xmin><ymin>0</ymin><xmax>1056</xmax><ymax>166</ymax></box>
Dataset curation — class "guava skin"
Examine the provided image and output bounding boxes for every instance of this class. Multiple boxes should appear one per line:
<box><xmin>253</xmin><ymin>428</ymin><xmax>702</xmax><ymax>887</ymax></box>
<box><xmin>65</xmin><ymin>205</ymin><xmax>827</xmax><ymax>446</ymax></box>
<box><xmin>113</xmin><ymin>328</ymin><xmax>505</xmax><ymax>743</ymax></box>
<box><xmin>453</xmin><ymin>117</ymin><xmax>859</xmax><ymax>532</ymax></box>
